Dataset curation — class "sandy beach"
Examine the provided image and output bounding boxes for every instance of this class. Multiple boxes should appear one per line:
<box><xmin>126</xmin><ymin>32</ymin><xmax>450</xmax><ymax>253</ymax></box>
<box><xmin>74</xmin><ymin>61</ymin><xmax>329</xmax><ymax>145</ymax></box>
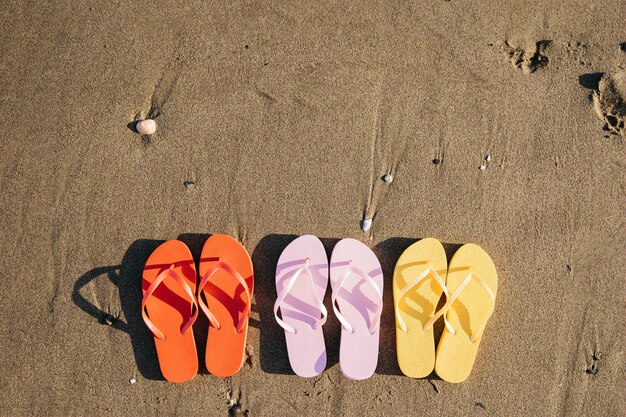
<box><xmin>0</xmin><ymin>1</ymin><xmax>624</xmax><ymax>416</ymax></box>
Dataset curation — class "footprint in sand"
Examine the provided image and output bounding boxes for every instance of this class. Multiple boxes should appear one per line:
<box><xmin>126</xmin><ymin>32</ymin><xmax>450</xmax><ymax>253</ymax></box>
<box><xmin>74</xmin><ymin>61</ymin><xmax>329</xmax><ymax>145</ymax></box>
<box><xmin>497</xmin><ymin>40</ymin><xmax>552</xmax><ymax>74</ymax></box>
<box><xmin>591</xmin><ymin>70</ymin><xmax>626</xmax><ymax>138</ymax></box>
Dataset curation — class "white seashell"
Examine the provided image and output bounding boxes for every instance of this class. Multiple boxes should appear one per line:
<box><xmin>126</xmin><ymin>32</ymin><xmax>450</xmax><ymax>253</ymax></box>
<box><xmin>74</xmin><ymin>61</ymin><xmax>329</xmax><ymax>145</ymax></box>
<box><xmin>136</xmin><ymin>119</ymin><xmax>156</xmax><ymax>135</ymax></box>
<box><xmin>129</xmin><ymin>378</ymin><xmax>136</xmax><ymax>384</ymax></box>
<box><xmin>361</xmin><ymin>218</ymin><xmax>372</xmax><ymax>231</ymax></box>
<box><xmin>103</xmin><ymin>314</ymin><xmax>115</xmax><ymax>326</ymax></box>
<box><xmin>486</xmin><ymin>154</ymin><xmax>492</xmax><ymax>161</ymax></box>
<box><xmin>479</xmin><ymin>164</ymin><xmax>487</xmax><ymax>170</ymax></box>
<box><xmin>383</xmin><ymin>174</ymin><xmax>393</xmax><ymax>183</ymax></box>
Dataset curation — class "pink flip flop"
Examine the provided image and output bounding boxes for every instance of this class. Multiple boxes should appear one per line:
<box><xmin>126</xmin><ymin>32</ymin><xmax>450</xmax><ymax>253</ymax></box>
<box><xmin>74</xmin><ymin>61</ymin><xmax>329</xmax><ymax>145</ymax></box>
<box><xmin>330</xmin><ymin>238</ymin><xmax>384</xmax><ymax>380</ymax></box>
<box><xmin>274</xmin><ymin>235</ymin><xmax>329</xmax><ymax>377</ymax></box>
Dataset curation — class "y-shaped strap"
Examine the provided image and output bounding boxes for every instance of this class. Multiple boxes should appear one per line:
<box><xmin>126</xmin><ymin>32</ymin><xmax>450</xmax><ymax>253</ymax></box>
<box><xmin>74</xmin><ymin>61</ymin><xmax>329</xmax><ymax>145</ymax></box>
<box><xmin>332</xmin><ymin>261</ymin><xmax>383</xmax><ymax>335</ymax></box>
<box><xmin>198</xmin><ymin>259</ymin><xmax>252</xmax><ymax>333</ymax></box>
<box><xmin>141</xmin><ymin>265</ymin><xmax>198</xmax><ymax>341</ymax></box>
<box><xmin>395</xmin><ymin>262</ymin><xmax>454</xmax><ymax>334</ymax></box>
<box><xmin>274</xmin><ymin>258</ymin><xmax>328</xmax><ymax>334</ymax></box>
<box><xmin>425</xmin><ymin>267</ymin><xmax>495</xmax><ymax>342</ymax></box>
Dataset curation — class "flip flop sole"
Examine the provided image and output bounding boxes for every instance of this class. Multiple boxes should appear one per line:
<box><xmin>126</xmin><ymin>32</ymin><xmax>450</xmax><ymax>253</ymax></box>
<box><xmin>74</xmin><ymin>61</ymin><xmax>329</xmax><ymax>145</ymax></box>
<box><xmin>393</xmin><ymin>238</ymin><xmax>447</xmax><ymax>378</ymax></box>
<box><xmin>435</xmin><ymin>243</ymin><xmax>498</xmax><ymax>383</ymax></box>
<box><xmin>142</xmin><ymin>240</ymin><xmax>198</xmax><ymax>383</ymax></box>
<box><xmin>200</xmin><ymin>234</ymin><xmax>254</xmax><ymax>377</ymax></box>
<box><xmin>330</xmin><ymin>238</ymin><xmax>383</xmax><ymax>380</ymax></box>
<box><xmin>276</xmin><ymin>235</ymin><xmax>329</xmax><ymax>377</ymax></box>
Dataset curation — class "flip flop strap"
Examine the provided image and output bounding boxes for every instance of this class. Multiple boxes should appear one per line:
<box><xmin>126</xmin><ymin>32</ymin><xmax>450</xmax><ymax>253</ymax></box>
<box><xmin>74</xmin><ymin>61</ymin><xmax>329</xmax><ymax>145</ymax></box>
<box><xmin>198</xmin><ymin>260</ymin><xmax>252</xmax><ymax>333</ymax></box>
<box><xmin>332</xmin><ymin>261</ymin><xmax>383</xmax><ymax>335</ymax></box>
<box><xmin>273</xmin><ymin>258</ymin><xmax>328</xmax><ymax>334</ymax></box>
<box><xmin>425</xmin><ymin>268</ymin><xmax>495</xmax><ymax>342</ymax></box>
<box><xmin>395</xmin><ymin>262</ymin><xmax>454</xmax><ymax>334</ymax></box>
<box><xmin>141</xmin><ymin>266</ymin><xmax>198</xmax><ymax>341</ymax></box>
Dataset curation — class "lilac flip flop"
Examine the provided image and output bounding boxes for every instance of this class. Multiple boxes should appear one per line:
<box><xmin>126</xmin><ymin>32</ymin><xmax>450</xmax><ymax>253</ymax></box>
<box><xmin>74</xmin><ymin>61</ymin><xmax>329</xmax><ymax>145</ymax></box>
<box><xmin>330</xmin><ymin>238</ymin><xmax>384</xmax><ymax>380</ymax></box>
<box><xmin>274</xmin><ymin>235</ymin><xmax>329</xmax><ymax>377</ymax></box>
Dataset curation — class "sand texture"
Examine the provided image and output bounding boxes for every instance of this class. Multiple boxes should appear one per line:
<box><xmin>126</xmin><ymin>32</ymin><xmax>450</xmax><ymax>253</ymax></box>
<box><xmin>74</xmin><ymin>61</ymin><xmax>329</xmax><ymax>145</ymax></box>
<box><xmin>0</xmin><ymin>1</ymin><xmax>624</xmax><ymax>416</ymax></box>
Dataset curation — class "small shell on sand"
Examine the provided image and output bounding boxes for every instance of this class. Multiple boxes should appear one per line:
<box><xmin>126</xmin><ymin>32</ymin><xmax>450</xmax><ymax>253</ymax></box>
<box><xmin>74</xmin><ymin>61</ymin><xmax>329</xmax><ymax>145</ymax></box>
<box><xmin>129</xmin><ymin>378</ymin><xmax>136</xmax><ymax>384</ymax></box>
<box><xmin>383</xmin><ymin>174</ymin><xmax>393</xmax><ymax>183</ymax></box>
<box><xmin>486</xmin><ymin>154</ymin><xmax>492</xmax><ymax>161</ymax></box>
<box><xmin>361</xmin><ymin>218</ymin><xmax>372</xmax><ymax>231</ymax></box>
<box><xmin>136</xmin><ymin>119</ymin><xmax>156</xmax><ymax>135</ymax></box>
<box><xmin>479</xmin><ymin>164</ymin><xmax>487</xmax><ymax>170</ymax></box>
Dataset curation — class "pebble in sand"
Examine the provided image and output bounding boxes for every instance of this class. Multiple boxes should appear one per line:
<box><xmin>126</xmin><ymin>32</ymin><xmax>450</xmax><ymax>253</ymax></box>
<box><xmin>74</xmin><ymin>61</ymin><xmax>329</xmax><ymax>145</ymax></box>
<box><xmin>136</xmin><ymin>119</ymin><xmax>156</xmax><ymax>135</ymax></box>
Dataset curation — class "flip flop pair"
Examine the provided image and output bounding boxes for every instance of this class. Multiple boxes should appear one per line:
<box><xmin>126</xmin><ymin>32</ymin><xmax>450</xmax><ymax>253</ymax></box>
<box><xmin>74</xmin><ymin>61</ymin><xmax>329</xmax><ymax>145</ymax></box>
<box><xmin>393</xmin><ymin>238</ymin><xmax>497</xmax><ymax>383</ymax></box>
<box><xmin>274</xmin><ymin>235</ymin><xmax>384</xmax><ymax>380</ymax></box>
<box><xmin>141</xmin><ymin>234</ymin><xmax>253</xmax><ymax>383</ymax></box>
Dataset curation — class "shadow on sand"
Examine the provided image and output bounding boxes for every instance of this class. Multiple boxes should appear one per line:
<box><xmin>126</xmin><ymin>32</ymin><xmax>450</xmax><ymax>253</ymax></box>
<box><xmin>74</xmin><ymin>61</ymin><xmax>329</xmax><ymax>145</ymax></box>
<box><xmin>72</xmin><ymin>239</ymin><xmax>164</xmax><ymax>380</ymax></box>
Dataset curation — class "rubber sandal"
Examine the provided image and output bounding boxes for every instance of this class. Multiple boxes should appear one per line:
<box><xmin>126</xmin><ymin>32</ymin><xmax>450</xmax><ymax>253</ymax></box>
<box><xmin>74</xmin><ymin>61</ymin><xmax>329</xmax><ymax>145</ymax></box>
<box><xmin>429</xmin><ymin>243</ymin><xmax>498</xmax><ymax>383</ymax></box>
<box><xmin>274</xmin><ymin>235</ymin><xmax>329</xmax><ymax>377</ymax></box>
<box><xmin>330</xmin><ymin>238</ymin><xmax>383</xmax><ymax>380</ymax></box>
<box><xmin>142</xmin><ymin>240</ymin><xmax>199</xmax><ymax>383</ymax></box>
<box><xmin>393</xmin><ymin>238</ymin><xmax>449</xmax><ymax>378</ymax></box>
<box><xmin>198</xmin><ymin>234</ymin><xmax>254</xmax><ymax>377</ymax></box>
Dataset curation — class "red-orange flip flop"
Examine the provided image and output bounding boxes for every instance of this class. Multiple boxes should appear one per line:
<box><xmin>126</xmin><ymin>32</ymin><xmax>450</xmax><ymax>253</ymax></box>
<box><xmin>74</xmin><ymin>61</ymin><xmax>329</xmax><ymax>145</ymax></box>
<box><xmin>198</xmin><ymin>234</ymin><xmax>254</xmax><ymax>377</ymax></box>
<box><xmin>142</xmin><ymin>240</ymin><xmax>199</xmax><ymax>383</ymax></box>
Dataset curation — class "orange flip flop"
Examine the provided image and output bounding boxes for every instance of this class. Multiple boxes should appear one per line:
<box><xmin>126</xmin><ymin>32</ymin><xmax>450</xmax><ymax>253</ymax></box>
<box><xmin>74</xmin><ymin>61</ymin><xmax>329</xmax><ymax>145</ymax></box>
<box><xmin>198</xmin><ymin>234</ymin><xmax>254</xmax><ymax>377</ymax></box>
<box><xmin>142</xmin><ymin>240</ymin><xmax>199</xmax><ymax>383</ymax></box>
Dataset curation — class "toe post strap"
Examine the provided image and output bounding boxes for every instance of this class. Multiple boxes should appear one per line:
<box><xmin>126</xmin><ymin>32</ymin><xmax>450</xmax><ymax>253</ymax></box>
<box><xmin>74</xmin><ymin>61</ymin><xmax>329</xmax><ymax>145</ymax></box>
<box><xmin>142</xmin><ymin>265</ymin><xmax>198</xmax><ymax>341</ymax></box>
<box><xmin>395</xmin><ymin>262</ymin><xmax>452</xmax><ymax>334</ymax></box>
<box><xmin>332</xmin><ymin>261</ymin><xmax>383</xmax><ymax>336</ymax></box>
<box><xmin>198</xmin><ymin>258</ymin><xmax>252</xmax><ymax>333</ymax></box>
<box><xmin>274</xmin><ymin>258</ymin><xmax>328</xmax><ymax>334</ymax></box>
<box><xmin>427</xmin><ymin>267</ymin><xmax>496</xmax><ymax>342</ymax></box>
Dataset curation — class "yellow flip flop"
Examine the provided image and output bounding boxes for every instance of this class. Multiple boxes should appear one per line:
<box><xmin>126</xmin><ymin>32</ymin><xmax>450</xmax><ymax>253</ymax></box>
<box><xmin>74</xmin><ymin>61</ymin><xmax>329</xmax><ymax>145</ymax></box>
<box><xmin>429</xmin><ymin>243</ymin><xmax>497</xmax><ymax>383</ymax></box>
<box><xmin>393</xmin><ymin>238</ymin><xmax>449</xmax><ymax>378</ymax></box>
